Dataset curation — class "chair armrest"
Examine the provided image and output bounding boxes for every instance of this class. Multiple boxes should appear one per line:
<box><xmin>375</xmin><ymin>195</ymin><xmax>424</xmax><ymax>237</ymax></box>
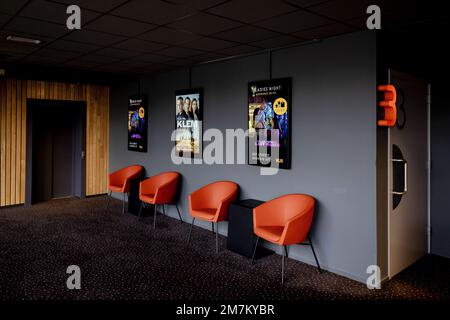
<box><xmin>215</xmin><ymin>191</ymin><xmax>238</xmax><ymax>221</ymax></box>
<box><xmin>154</xmin><ymin>178</ymin><xmax>178</xmax><ymax>204</ymax></box>
<box><xmin>279</xmin><ymin>208</ymin><xmax>314</xmax><ymax>245</ymax></box>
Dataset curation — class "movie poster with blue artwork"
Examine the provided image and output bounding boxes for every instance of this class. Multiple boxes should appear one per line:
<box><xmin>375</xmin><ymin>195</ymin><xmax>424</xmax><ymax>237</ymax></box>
<box><xmin>128</xmin><ymin>95</ymin><xmax>147</xmax><ymax>152</ymax></box>
<box><xmin>248</xmin><ymin>78</ymin><xmax>291</xmax><ymax>169</ymax></box>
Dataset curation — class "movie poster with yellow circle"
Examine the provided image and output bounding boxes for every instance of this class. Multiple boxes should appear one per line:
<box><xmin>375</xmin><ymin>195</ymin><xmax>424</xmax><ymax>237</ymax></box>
<box><xmin>248</xmin><ymin>78</ymin><xmax>291</xmax><ymax>169</ymax></box>
<box><xmin>128</xmin><ymin>95</ymin><xmax>148</xmax><ymax>152</ymax></box>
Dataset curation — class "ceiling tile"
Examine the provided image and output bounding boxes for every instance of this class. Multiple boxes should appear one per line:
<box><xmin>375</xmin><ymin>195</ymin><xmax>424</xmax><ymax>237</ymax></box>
<box><xmin>220</xmin><ymin>44</ymin><xmax>261</xmax><ymax>56</ymax></box>
<box><xmin>86</xmin><ymin>15</ymin><xmax>156</xmax><ymax>37</ymax></box>
<box><xmin>95</xmin><ymin>47</ymin><xmax>142</xmax><ymax>59</ymax></box>
<box><xmin>207</xmin><ymin>0</ymin><xmax>297</xmax><ymax>23</ymax></box>
<box><xmin>63</xmin><ymin>29</ymin><xmax>126</xmax><ymax>46</ymax></box>
<box><xmin>214</xmin><ymin>26</ymin><xmax>279</xmax><ymax>43</ymax></box>
<box><xmin>190</xmin><ymin>52</ymin><xmax>227</xmax><ymax>62</ymax></box>
<box><xmin>164</xmin><ymin>0</ymin><xmax>226</xmax><ymax>10</ymax></box>
<box><xmin>50</xmin><ymin>0</ymin><xmax>130</xmax><ymax>12</ymax></box>
<box><xmin>182</xmin><ymin>37</ymin><xmax>235</xmax><ymax>51</ymax></box>
<box><xmin>258</xmin><ymin>9</ymin><xmax>331</xmax><ymax>33</ymax></box>
<box><xmin>77</xmin><ymin>53</ymin><xmax>121</xmax><ymax>64</ymax></box>
<box><xmin>5</xmin><ymin>17</ymin><xmax>70</xmax><ymax>39</ymax></box>
<box><xmin>111</xmin><ymin>0</ymin><xmax>195</xmax><ymax>25</ymax></box>
<box><xmin>165</xmin><ymin>58</ymin><xmax>196</xmax><ymax>66</ymax></box>
<box><xmin>167</xmin><ymin>12</ymin><xmax>241</xmax><ymax>35</ymax></box>
<box><xmin>22</xmin><ymin>55</ymin><xmax>68</xmax><ymax>65</ymax></box>
<box><xmin>308</xmin><ymin>0</ymin><xmax>391</xmax><ymax>21</ymax></box>
<box><xmin>284</xmin><ymin>0</ymin><xmax>330</xmax><ymax>8</ymax></box>
<box><xmin>137</xmin><ymin>27</ymin><xmax>200</xmax><ymax>45</ymax></box>
<box><xmin>154</xmin><ymin>46</ymin><xmax>203</xmax><ymax>58</ymax></box>
<box><xmin>31</xmin><ymin>47</ymin><xmax>81</xmax><ymax>60</ymax></box>
<box><xmin>0</xmin><ymin>0</ymin><xmax>29</xmax><ymax>15</ymax></box>
<box><xmin>63</xmin><ymin>60</ymin><xmax>101</xmax><ymax>69</ymax></box>
<box><xmin>129</xmin><ymin>53</ymin><xmax>173</xmax><ymax>63</ymax></box>
<box><xmin>19</xmin><ymin>1</ymin><xmax>100</xmax><ymax>25</ymax></box>
<box><xmin>46</xmin><ymin>39</ymin><xmax>100</xmax><ymax>53</ymax></box>
<box><xmin>112</xmin><ymin>38</ymin><xmax>168</xmax><ymax>53</ymax></box>
<box><xmin>250</xmin><ymin>35</ymin><xmax>303</xmax><ymax>48</ymax></box>
<box><xmin>0</xmin><ymin>13</ymin><xmax>11</xmax><ymax>25</ymax></box>
<box><xmin>294</xmin><ymin>23</ymin><xmax>355</xmax><ymax>39</ymax></box>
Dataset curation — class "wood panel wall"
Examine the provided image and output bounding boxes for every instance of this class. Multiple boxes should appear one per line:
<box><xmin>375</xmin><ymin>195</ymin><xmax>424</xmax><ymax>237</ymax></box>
<box><xmin>0</xmin><ymin>79</ymin><xmax>109</xmax><ymax>207</ymax></box>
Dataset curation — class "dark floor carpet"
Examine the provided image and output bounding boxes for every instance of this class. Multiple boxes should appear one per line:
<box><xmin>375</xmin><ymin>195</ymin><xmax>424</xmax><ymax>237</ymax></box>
<box><xmin>0</xmin><ymin>197</ymin><xmax>449</xmax><ymax>300</ymax></box>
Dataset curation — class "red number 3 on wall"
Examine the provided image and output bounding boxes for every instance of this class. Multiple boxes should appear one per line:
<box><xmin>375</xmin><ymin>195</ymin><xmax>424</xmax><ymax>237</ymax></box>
<box><xmin>377</xmin><ymin>85</ymin><xmax>397</xmax><ymax>127</ymax></box>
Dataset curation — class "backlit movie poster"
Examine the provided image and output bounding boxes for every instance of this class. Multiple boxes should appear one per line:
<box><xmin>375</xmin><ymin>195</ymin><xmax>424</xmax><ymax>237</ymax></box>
<box><xmin>128</xmin><ymin>95</ymin><xmax>147</xmax><ymax>152</ymax></box>
<box><xmin>248</xmin><ymin>78</ymin><xmax>291</xmax><ymax>169</ymax></box>
<box><xmin>175</xmin><ymin>89</ymin><xmax>203</xmax><ymax>158</ymax></box>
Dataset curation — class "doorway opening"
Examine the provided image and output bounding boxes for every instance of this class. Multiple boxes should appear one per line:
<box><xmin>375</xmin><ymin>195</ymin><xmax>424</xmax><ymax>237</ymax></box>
<box><xmin>25</xmin><ymin>99</ymin><xmax>86</xmax><ymax>206</ymax></box>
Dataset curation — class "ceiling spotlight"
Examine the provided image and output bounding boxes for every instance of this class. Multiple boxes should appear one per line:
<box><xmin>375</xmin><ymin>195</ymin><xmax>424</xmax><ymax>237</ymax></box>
<box><xmin>6</xmin><ymin>35</ymin><xmax>41</xmax><ymax>45</ymax></box>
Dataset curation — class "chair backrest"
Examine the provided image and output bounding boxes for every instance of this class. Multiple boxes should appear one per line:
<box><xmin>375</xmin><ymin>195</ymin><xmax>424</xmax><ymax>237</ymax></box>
<box><xmin>257</xmin><ymin>194</ymin><xmax>314</xmax><ymax>226</ymax></box>
<box><xmin>110</xmin><ymin>165</ymin><xmax>143</xmax><ymax>185</ymax></box>
<box><xmin>151</xmin><ymin>171</ymin><xmax>180</xmax><ymax>186</ymax></box>
<box><xmin>279</xmin><ymin>194</ymin><xmax>315</xmax><ymax>223</ymax></box>
<box><xmin>140</xmin><ymin>171</ymin><xmax>180</xmax><ymax>203</ymax></box>
<box><xmin>200</xmin><ymin>181</ymin><xmax>238</xmax><ymax>208</ymax></box>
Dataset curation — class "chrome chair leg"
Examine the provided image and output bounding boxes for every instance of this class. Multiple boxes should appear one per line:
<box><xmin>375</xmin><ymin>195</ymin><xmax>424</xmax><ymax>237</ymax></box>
<box><xmin>153</xmin><ymin>204</ymin><xmax>157</xmax><ymax>229</ymax></box>
<box><xmin>308</xmin><ymin>235</ymin><xmax>322</xmax><ymax>273</ymax></box>
<box><xmin>251</xmin><ymin>236</ymin><xmax>260</xmax><ymax>265</ymax></box>
<box><xmin>215</xmin><ymin>222</ymin><xmax>219</xmax><ymax>253</ymax></box>
<box><xmin>138</xmin><ymin>202</ymin><xmax>143</xmax><ymax>218</ymax></box>
<box><xmin>175</xmin><ymin>205</ymin><xmax>183</xmax><ymax>223</ymax></box>
<box><xmin>187</xmin><ymin>218</ymin><xmax>195</xmax><ymax>243</ymax></box>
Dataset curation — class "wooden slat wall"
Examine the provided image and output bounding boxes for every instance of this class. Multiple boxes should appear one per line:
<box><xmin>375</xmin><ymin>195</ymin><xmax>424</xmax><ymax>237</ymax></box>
<box><xmin>0</xmin><ymin>79</ymin><xmax>109</xmax><ymax>207</ymax></box>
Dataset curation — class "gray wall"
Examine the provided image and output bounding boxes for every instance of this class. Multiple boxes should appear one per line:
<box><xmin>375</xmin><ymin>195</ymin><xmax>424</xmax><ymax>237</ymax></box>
<box><xmin>109</xmin><ymin>31</ymin><xmax>378</xmax><ymax>282</ymax></box>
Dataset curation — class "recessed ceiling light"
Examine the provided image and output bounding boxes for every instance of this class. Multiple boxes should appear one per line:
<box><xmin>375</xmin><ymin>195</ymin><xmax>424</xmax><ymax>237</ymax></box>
<box><xmin>6</xmin><ymin>35</ymin><xmax>41</xmax><ymax>45</ymax></box>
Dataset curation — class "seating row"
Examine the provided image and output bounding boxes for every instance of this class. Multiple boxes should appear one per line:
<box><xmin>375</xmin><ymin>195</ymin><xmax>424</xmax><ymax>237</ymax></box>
<box><xmin>106</xmin><ymin>165</ymin><xmax>321</xmax><ymax>283</ymax></box>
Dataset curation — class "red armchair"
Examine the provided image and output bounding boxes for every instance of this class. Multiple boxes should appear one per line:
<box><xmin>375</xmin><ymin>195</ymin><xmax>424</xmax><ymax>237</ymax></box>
<box><xmin>139</xmin><ymin>171</ymin><xmax>182</xmax><ymax>228</ymax></box>
<box><xmin>188</xmin><ymin>181</ymin><xmax>239</xmax><ymax>253</ymax></box>
<box><xmin>106</xmin><ymin>165</ymin><xmax>143</xmax><ymax>214</ymax></box>
<box><xmin>252</xmin><ymin>194</ymin><xmax>321</xmax><ymax>284</ymax></box>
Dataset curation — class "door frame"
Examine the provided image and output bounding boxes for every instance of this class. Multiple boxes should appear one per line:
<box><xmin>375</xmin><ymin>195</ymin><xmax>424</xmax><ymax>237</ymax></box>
<box><xmin>25</xmin><ymin>99</ymin><xmax>87</xmax><ymax>207</ymax></box>
<box><xmin>386</xmin><ymin>70</ymin><xmax>431</xmax><ymax>279</ymax></box>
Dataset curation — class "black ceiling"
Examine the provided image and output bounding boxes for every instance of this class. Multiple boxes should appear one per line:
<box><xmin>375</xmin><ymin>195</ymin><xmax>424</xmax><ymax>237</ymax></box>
<box><xmin>0</xmin><ymin>0</ymin><xmax>448</xmax><ymax>75</ymax></box>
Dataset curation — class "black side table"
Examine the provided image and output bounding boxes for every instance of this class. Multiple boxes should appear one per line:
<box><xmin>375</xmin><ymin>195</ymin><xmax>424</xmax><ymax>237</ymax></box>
<box><xmin>128</xmin><ymin>175</ymin><xmax>152</xmax><ymax>216</ymax></box>
<box><xmin>227</xmin><ymin>199</ymin><xmax>271</xmax><ymax>259</ymax></box>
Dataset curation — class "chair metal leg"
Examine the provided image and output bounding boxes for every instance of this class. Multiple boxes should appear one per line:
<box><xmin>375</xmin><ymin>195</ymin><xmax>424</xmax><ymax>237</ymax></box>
<box><xmin>138</xmin><ymin>202</ymin><xmax>143</xmax><ymax>218</ymax></box>
<box><xmin>308</xmin><ymin>235</ymin><xmax>322</xmax><ymax>273</ymax></box>
<box><xmin>251</xmin><ymin>236</ymin><xmax>260</xmax><ymax>265</ymax></box>
<box><xmin>175</xmin><ymin>205</ymin><xmax>183</xmax><ymax>223</ymax></box>
<box><xmin>215</xmin><ymin>222</ymin><xmax>219</xmax><ymax>253</ymax></box>
<box><xmin>282</xmin><ymin>247</ymin><xmax>286</xmax><ymax>284</ymax></box>
<box><xmin>284</xmin><ymin>245</ymin><xmax>288</xmax><ymax>258</ymax></box>
<box><xmin>122</xmin><ymin>193</ymin><xmax>125</xmax><ymax>214</ymax></box>
<box><xmin>187</xmin><ymin>218</ymin><xmax>195</xmax><ymax>243</ymax></box>
<box><xmin>153</xmin><ymin>204</ymin><xmax>157</xmax><ymax>229</ymax></box>
<box><xmin>105</xmin><ymin>191</ymin><xmax>111</xmax><ymax>212</ymax></box>
<box><xmin>211</xmin><ymin>222</ymin><xmax>214</xmax><ymax>234</ymax></box>
<box><xmin>162</xmin><ymin>204</ymin><xmax>166</xmax><ymax>216</ymax></box>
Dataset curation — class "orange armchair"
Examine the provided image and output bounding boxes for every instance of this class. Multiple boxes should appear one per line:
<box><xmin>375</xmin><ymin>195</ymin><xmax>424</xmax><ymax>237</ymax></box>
<box><xmin>139</xmin><ymin>171</ymin><xmax>182</xmax><ymax>228</ymax></box>
<box><xmin>187</xmin><ymin>181</ymin><xmax>239</xmax><ymax>253</ymax></box>
<box><xmin>106</xmin><ymin>165</ymin><xmax>143</xmax><ymax>214</ymax></box>
<box><xmin>252</xmin><ymin>194</ymin><xmax>321</xmax><ymax>284</ymax></box>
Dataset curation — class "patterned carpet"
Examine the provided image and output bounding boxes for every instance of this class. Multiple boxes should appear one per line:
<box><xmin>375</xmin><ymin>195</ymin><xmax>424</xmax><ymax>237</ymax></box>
<box><xmin>0</xmin><ymin>196</ymin><xmax>448</xmax><ymax>300</ymax></box>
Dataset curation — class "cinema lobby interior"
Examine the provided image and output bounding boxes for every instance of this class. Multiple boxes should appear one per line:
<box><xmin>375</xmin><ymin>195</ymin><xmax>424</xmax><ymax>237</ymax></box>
<box><xmin>0</xmin><ymin>0</ymin><xmax>449</xmax><ymax>309</ymax></box>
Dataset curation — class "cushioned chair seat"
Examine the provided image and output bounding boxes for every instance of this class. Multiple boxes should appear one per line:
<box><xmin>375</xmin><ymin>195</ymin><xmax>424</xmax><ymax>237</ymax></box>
<box><xmin>255</xmin><ymin>226</ymin><xmax>285</xmax><ymax>243</ymax></box>
<box><xmin>191</xmin><ymin>208</ymin><xmax>217</xmax><ymax>221</ymax></box>
<box><xmin>139</xmin><ymin>193</ymin><xmax>155</xmax><ymax>204</ymax></box>
<box><xmin>108</xmin><ymin>184</ymin><xmax>123</xmax><ymax>192</ymax></box>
